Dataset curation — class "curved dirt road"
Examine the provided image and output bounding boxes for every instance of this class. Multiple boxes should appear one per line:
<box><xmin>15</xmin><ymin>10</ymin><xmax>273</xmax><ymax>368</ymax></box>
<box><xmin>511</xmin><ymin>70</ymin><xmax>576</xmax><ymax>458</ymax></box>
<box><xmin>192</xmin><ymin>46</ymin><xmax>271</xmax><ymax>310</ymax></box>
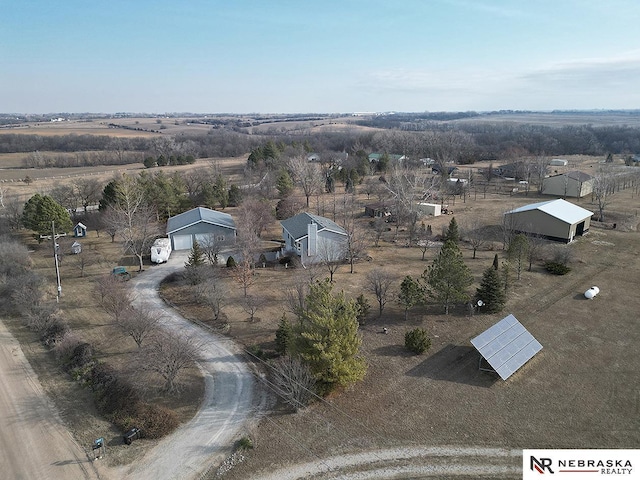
<box><xmin>0</xmin><ymin>320</ymin><xmax>101</xmax><ymax>480</ymax></box>
<box><xmin>116</xmin><ymin>254</ymin><xmax>255</xmax><ymax>480</ymax></box>
<box><xmin>249</xmin><ymin>446</ymin><xmax>522</xmax><ymax>479</ymax></box>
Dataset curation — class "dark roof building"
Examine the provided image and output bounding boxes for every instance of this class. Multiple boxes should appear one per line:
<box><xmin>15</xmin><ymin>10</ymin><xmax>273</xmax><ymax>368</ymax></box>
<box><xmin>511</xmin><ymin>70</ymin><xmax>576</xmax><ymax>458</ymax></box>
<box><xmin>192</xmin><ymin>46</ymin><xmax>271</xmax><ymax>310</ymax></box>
<box><xmin>167</xmin><ymin>207</ymin><xmax>236</xmax><ymax>250</ymax></box>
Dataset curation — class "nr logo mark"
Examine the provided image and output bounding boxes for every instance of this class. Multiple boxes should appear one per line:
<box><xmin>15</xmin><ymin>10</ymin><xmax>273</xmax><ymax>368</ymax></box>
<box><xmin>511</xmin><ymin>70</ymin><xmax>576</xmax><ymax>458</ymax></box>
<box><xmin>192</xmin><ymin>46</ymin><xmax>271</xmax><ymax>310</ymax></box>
<box><xmin>531</xmin><ymin>456</ymin><xmax>554</xmax><ymax>474</ymax></box>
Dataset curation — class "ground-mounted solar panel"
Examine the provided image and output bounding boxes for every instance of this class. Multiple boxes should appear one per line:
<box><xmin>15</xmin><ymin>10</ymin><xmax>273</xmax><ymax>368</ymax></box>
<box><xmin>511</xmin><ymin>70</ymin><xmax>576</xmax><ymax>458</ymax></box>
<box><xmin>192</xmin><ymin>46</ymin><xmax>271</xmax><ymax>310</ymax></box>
<box><xmin>470</xmin><ymin>314</ymin><xmax>542</xmax><ymax>380</ymax></box>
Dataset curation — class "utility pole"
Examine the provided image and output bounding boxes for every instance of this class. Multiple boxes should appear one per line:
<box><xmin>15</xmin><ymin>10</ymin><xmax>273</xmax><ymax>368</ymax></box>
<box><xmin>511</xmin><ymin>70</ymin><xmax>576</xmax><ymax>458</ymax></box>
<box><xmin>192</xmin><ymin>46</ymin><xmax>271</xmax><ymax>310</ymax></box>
<box><xmin>41</xmin><ymin>221</ymin><xmax>65</xmax><ymax>303</ymax></box>
<box><xmin>52</xmin><ymin>221</ymin><xmax>62</xmax><ymax>303</ymax></box>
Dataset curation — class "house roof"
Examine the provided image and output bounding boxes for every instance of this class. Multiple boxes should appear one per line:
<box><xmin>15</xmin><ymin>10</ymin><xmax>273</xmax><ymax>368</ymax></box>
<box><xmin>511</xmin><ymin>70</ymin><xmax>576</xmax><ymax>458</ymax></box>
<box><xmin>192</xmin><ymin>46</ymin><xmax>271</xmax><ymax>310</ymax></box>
<box><xmin>74</xmin><ymin>222</ymin><xmax>87</xmax><ymax>229</ymax></box>
<box><xmin>547</xmin><ymin>171</ymin><xmax>593</xmax><ymax>182</ymax></box>
<box><xmin>167</xmin><ymin>207</ymin><xmax>236</xmax><ymax>234</ymax></box>
<box><xmin>368</xmin><ymin>153</ymin><xmax>405</xmax><ymax>162</ymax></box>
<box><xmin>281</xmin><ymin>212</ymin><xmax>347</xmax><ymax>240</ymax></box>
<box><xmin>506</xmin><ymin>199</ymin><xmax>593</xmax><ymax>224</ymax></box>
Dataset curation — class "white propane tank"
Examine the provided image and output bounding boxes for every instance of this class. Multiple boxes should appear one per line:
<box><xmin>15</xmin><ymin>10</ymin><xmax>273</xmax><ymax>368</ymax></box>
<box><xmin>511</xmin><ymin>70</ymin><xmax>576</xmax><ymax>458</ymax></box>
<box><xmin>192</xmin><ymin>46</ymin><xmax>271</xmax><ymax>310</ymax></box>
<box><xmin>584</xmin><ymin>286</ymin><xmax>600</xmax><ymax>299</ymax></box>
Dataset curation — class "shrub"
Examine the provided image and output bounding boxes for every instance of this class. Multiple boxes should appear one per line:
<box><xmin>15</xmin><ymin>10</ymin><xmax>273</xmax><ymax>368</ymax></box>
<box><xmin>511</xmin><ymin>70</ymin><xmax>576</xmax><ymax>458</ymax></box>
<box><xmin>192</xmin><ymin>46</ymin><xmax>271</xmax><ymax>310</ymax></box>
<box><xmin>66</xmin><ymin>343</ymin><xmax>94</xmax><ymax>372</ymax></box>
<box><xmin>279</xmin><ymin>256</ymin><xmax>292</xmax><ymax>266</ymax></box>
<box><xmin>226</xmin><ymin>255</ymin><xmax>237</xmax><ymax>268</ymax></box>
<box><xmin>236</xmin><ymin>436</ymin><xmax>253</xmax><ymax>450</ymax></box>
<box><xmin>545</xmin><ymin>262</ymin><xmax>571</xmax><ymax>275</ymax></box>
<box><xmin>258</xmin><ymin>253</ymin><xmax>268</xmax><ymax>267</ymax></box>
<box><xmin>53</xmin><ymin>332</ymin><xmax>83</xmax><ymax>364</ymax></box>
<box><xmin>274</xmin><ymin>314</ymin><xmax>293</xmax><ymax>356</ymax></box>
<box><xmin>405</xmin><ymin>328</ymin><xmax>432</xmax><ymax>355</ymax></box>
<box><xmin>247</xmin><ymin>344</ymin><xmax>265</xmax><ymax>360</ymax></box>
<box><xmin>41</xmin><ymin>317</ymin><xmax>70</xmax><ymax>347</ymax></box>
<box><xmin>119</xmin><ymin>402</ymin><xmax>179</xmax><ymax>439</ymax></box>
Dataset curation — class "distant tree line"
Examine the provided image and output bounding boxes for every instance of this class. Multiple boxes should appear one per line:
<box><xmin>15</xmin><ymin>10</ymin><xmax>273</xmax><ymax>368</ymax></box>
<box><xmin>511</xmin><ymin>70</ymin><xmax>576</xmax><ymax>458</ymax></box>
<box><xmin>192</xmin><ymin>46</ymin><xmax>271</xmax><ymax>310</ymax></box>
<box><xmin>5</xmin><ymin>121</ymin><xmax>640</xmax><ymax>173</ymax></box>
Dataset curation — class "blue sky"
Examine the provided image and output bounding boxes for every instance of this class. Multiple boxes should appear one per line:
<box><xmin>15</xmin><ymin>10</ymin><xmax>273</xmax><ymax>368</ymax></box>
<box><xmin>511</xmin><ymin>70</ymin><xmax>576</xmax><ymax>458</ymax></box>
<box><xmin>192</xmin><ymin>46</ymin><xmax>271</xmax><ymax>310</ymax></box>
<box><xmin>2</xmin><ymin>0</ymin><xmax>640</xmax><ymax>113</ymax></box>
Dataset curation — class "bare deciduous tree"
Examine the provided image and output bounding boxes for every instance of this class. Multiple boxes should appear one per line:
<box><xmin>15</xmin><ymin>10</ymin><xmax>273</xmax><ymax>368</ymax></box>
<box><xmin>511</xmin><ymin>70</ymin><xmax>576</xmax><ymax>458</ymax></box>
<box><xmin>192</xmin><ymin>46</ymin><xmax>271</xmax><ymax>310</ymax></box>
<box><xmin>71</xmin><ymin>249</ymin><xmax>98</xmax><ymax>277</ymax></box>
<box><xmin>317</xmin><ymin>240</ymin><xmax>344</xmax><ymax>283</ymax></box>
<box><xmin>288</xmin><ymin>156</ymin><xmax>323</xmax><ymax>207</ymax></box>
<box><xmin>371</xmin><ymin>216</ymin><xmax>388</xmax><ymax>248</ymax></box>
<box><xmin>199</xmin><ymin>235</ymin><xmax>222</xmax><ymax>266</ymax></box>
<box><xmin>102</xmin><ymin>176</ymin><xmax>161</xmax><ymax>271</ymax></box>
<box><xmin>464</xmin><ymin>218</ymin><xmax>487</xmax><ymax>259</ymax></box>
<box><xmin>365</xmin><ymin>269</ymin><xmax>394</xmax><ymax>316</ymax></box>
<box><xmin>118</xmin><ymin>303</ymin><xmax>161</xmax><ymax>348</ymax></box>
<box><xmin>3</xmin><ymin>198</ymin><xmax>24</xmax><ymax>230</ymax></box>
<box><xmin>241</xmin><ymin>295</ymin><xmax>262</xmax><ymax>323</ymax></box>
<box><xmin>74</xmin><ymin>178</ymin><xmax>103</xmax><ymax>213</ymax></box>
<box><xmin>237</xmin><ymin>198</ymin><xmax>274</xmax><ymax>238</ymax></box>
<box><xmin>593</xmin><ymin>168</ymin><xmax>613</xmax><ymax>221</ymax></box>
<box><xmin>270</xmin><ymin>355</ymin><xmax>316</xmax><ymax>412</ymax></box>
<box><xmin>525</xmin><ymin>231</ymin><xmax>546</xmax><ymax>271</ymax></box>
<box><xmin>501</xmin><ymin>207</ymin><xmax>522</xmax><ymax>250</ymax></box>
<box><xmin>342</xmin><ymin>213</ymin><xmax>367</xmax><ymax>274</ymax></box>
<box><xmin>95</xmin><ymin>274</ymin><xmax>132</xmax><ymax>323</ymax></box>
<box><xmin>141</xmin><ymin>331</ymin><xmax>200</xmax><ymax>394</ymax></box>
<box><xmin>195</xmin><ymin>276</ymin><xmax>227</xmax><ymax>322</ymax></box>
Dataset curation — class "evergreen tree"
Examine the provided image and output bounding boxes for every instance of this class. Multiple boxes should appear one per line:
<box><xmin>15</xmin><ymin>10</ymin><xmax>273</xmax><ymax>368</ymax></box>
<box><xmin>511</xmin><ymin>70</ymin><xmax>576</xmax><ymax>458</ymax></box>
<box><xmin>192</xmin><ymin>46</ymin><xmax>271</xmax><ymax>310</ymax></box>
<box><xmin>99</xmin><ymin>180</ymin><xmax>119</xmax><ymax>211</ymax></box>
<box><xmin>424</xmin><ymin>240</ymin><xmax>473</xmax><ymax>315</ymax></box>
<box><xmin>397</xmin><ymin>276</ymin><xmax>423</xmax><ymax>321</ymax></box>
<box><xmin>213</xmin><ymin>174</ymin><xmax>229</xmax><ymax>209</ymax></box>
<box><xmin>292</xmin><ymin>280</ymin><xmax>366</xmax><ymax>394</ymax></box>
<box><xmin>475</xmin><ymin>266</ymin><xmax>506</xmax><ymax>314</ymax></box>
<box><xmin>275</xmin><ymin>313</ymin><xmax>293</xmax><ymax>355</ymax></box>
<box><xmin>228</xmin><ymin>184</ymin><xmax>242</xmax><ymax>207</ymax></box>
<box><xmin>405</xmin><ymin>328</ymin><xmax>432</xmax><ymax>354</ymax></box>
<box><xmin>443</xmin><ymin>217</ymin><xmax>460</xmax><ymax>244</ymax></box>
<box><xmin>492</xmin><ymin>253</ymin><xmax>499</xmax><ymax>271</ymax></box>
<box><xmin>276</xmin><ymin>170</ymin><xmax>294</xmax><ymax>197</ymax></box>
<box><xmin>22</xmin><ymin>194</ymin><xmax>73</xmax><ymax>238</ymax></box>
<box><xmin>185</xmin><ymin>240</ymin><xmax>206</xmax><ymax>268</ymax></box>
<box><xmin>184</xmin><ymin>240</ymin><xmax>206</xmax><ymax>284</ymax></box>
<box><xmin>355</xmin><ymin>294</ymin><xmax>371</xmax><ymax>325</ymax></box>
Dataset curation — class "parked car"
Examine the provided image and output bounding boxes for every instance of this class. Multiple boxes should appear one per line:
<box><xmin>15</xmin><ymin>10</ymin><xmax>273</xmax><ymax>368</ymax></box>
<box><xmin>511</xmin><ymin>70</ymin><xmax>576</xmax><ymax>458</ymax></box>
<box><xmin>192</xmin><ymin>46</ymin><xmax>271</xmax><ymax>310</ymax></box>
<box><xmin>111</xmin><ymin>266</ymin><xmax>131</xmax><ymax>281</ymax></box>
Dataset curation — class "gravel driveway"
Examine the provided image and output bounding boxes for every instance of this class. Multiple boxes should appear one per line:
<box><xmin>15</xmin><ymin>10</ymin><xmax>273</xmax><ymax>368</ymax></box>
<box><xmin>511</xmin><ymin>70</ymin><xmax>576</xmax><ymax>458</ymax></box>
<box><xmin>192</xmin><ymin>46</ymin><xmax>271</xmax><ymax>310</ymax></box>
<box><xmin>115</xmin><ymin>252</ymin><xmax>256</xmax><ymax>480</ymax></box>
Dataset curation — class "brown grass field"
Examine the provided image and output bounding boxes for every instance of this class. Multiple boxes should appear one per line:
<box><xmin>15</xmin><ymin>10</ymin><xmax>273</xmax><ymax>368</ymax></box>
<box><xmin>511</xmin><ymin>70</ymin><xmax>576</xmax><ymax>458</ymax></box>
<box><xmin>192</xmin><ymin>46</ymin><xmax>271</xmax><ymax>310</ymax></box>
<box><xmin>3</xmin><ymin>147</ymin><xmax>640</xmax><ymax>475</ymax></box>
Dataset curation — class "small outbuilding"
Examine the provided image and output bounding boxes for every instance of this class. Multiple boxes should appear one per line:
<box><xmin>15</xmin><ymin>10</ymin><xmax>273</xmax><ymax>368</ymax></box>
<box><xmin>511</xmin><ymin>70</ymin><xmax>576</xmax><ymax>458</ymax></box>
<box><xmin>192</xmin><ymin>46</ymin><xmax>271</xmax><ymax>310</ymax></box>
<box><xmin>364</xmin><ymin>202</ymin><xmax>391</xmax><ymax>218</ymax></box>
<box><xmin>504</xmin><ymin>198</ymin><xmax>593</xmax><ymax>243</ymax></box>
<box><xmin>416</xmin><ymin>203</ymin><xmax>441</xmax><ymax>216</ymax></box>
<box><xmin>167</xmin><ymin>207</ymin><xmax>237</xmax><ymax>251</ymax></box>
<box><xmin>71</xmin><ymin>241</ymin><xmax>82</xmax><ymax>254</ymax></box>
<box><xmin>73</xmin><ymin>222</ymin><xmax>87</xmax><ymax>238</ymax></box>
<box><xmin>550</xmin><ymin>158</ymin><xmax>568</xmax><ymax>167</ymax></box>
<box><xmin>542</xmin><ymin>171</ymin><xmax>594</xmax><ymax>198</ymax></box>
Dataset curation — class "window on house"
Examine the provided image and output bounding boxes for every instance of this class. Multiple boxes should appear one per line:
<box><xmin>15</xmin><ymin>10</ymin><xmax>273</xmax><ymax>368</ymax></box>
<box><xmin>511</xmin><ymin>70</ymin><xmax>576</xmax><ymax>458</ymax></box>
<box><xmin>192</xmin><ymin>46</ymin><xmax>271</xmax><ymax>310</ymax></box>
<box><xmin>216</xmin><ymin>235</ymin><xmax>225</xmax><ymax>242</ymax></box>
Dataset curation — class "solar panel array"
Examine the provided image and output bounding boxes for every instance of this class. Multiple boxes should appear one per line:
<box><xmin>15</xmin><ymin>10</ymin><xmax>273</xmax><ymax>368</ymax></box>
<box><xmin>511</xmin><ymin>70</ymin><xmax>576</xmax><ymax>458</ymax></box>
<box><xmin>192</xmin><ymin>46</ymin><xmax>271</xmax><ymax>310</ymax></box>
<box><xmin>470</xmin><ymin>314</ymin><xmax>543</xmax><ymax>380</ymax></box>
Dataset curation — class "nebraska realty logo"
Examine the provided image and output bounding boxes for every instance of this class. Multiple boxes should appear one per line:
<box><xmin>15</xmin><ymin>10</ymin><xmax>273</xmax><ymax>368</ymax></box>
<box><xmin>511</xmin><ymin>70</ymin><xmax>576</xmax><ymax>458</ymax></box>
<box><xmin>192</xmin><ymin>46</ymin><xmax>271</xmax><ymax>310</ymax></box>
<box><xmin>523</xmin><ymin>450</ymin><xmax>640</xmax><ymax>479</ymax></box>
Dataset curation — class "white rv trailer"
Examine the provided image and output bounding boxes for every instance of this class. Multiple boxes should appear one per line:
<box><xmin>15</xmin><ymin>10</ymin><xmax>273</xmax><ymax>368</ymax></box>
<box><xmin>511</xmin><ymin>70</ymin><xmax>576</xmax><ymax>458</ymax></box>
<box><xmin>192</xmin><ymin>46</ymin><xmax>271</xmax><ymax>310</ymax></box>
<box><xmin>151</xmin><ymin>238</ymin><xmax>172</xmax><ymax>263</ymax></box>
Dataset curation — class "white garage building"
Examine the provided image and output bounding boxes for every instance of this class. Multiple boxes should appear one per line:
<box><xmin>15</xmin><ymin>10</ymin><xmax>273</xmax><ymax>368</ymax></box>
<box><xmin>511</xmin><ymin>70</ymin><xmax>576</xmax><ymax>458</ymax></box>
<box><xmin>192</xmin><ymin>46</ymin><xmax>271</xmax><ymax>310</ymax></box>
<box><xmin>167</xmin><ymin>207</ymin><xmax>237</xmax><ymax>251</ymax></box>
<box><xmin>504</xmin><ymin>199</ymin><xmax>593</xmax><ymax>243</ymax></box>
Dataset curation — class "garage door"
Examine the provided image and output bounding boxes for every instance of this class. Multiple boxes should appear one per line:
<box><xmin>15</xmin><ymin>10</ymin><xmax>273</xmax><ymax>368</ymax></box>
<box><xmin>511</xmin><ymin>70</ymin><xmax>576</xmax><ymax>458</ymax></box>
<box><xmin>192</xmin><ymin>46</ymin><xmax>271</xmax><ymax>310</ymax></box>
<box><xmin>172</xmin><ymin>234</ymin><xmax>193</xmax><ymax>250</ymax></box>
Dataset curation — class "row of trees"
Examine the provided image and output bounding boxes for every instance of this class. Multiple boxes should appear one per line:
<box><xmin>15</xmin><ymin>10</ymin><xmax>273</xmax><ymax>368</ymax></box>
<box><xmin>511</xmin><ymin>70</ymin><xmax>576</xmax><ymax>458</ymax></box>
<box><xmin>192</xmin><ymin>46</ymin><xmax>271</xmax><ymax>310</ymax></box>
<box><xmin>0</xmin><ymin>235</ymin><xmax>180</xmax><ymax>437</ymax></box>
<box><xmin>95</xmin><ymin>274</ymin><xmax>199</xmax><ymax>394</ymax></box>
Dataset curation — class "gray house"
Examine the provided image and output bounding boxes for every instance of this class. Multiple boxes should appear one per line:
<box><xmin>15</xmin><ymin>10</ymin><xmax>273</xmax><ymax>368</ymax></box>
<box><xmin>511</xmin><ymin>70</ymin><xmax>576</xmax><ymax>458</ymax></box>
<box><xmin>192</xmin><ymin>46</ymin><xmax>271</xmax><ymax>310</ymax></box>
<box><xmin>504</xmin><ymin>199</ymin><xmax>593</xmax><ymax>243</ymax></box>
<box><xmin>542</xmin><ymin>171</ymin><xmax>594</xmax><ymax>198</ymax></box>
<box><xmin>167</xmin><ymin>207</ymin><xmax>236</xmax><ymax>250</ymax></box>
<box><xmin>281</xmin><ymin>212</ymin><xmax>347</xmax><ymax>265</ymax></box>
